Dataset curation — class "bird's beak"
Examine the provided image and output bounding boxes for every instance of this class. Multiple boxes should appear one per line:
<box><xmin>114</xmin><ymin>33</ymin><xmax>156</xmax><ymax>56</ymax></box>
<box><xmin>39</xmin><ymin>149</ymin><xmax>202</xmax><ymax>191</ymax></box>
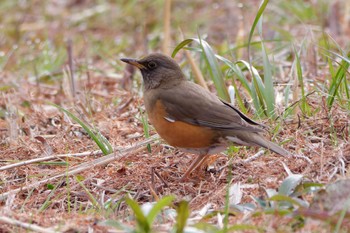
<box><xmin>120</xmin><ymin>58</ymin><xmax>146</xmax><ymax>69</ymax></box>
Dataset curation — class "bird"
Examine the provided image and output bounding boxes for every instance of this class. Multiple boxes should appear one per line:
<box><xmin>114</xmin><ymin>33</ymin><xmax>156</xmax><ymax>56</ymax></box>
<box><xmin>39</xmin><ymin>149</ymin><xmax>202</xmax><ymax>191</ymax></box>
<box><xmin>121</xmin><ymin>53</ymin><xmax>290</xmax><ymax>180</ymax></box>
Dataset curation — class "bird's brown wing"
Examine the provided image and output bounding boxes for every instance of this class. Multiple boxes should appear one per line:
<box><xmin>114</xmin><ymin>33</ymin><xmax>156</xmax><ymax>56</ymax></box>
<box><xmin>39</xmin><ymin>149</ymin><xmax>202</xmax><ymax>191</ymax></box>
<box><xmin>158</xmin><ymin>81</ymin><xmax>264</xmax><ymax>133</ymax></box>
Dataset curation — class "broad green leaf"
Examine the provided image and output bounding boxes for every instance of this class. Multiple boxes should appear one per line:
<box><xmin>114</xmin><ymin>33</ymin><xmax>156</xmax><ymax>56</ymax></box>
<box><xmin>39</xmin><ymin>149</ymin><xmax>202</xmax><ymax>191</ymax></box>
<box><xmin>278</xmin><ymin>174</ymin><xmax>303</xmax><ymax>196</ymax></box>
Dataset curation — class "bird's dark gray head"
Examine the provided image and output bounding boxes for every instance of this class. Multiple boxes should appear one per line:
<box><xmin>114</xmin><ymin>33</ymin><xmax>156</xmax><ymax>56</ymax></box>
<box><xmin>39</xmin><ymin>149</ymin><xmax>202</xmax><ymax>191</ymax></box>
<box><xmin>121</xmin><ymin>53</ymin><xmax>184</xmax><ymax>90</ymax></box>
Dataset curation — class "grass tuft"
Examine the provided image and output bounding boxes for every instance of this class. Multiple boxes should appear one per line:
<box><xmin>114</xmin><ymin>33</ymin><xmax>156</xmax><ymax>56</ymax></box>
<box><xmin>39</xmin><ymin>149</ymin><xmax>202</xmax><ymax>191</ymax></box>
<box><xmin>52</xmin><ymin>103</ymin><xmax>113</xmax><ymax>155</ymax></box>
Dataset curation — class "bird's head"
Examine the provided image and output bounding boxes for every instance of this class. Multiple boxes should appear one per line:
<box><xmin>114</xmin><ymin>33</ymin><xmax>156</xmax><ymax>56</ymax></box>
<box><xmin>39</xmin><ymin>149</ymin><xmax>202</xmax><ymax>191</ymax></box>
<box><xmin>121</xmin><ymin>53</ymin><xmax>184</xmax><ymax>90</ymax></box>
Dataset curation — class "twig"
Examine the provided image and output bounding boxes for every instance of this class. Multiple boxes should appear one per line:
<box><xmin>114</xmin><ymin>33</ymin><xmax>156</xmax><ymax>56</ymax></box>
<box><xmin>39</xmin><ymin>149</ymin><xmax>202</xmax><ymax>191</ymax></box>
<box><xmin>162</xmin><ymin>0</ymin><xmax>172</xmax><ymax>55</ymax></box>
<box><xmin>0</xmin><ymin>216</ymin><xmax>58</xmax><ymax>233</ymax></box>
<box><xmin>153</xmin><ymin>169</ymin><xmax>169</xmax><ymax>187</ymax></box>
<box><xmin>218</xmin><ymin>149</ymin><xmax>312</xmax><ymax>173</ymax></box>
<box><xmin>274</xmin><ymin>91</ymin><xmax>316</xmax><ymax>121</ymax></box>
<box><xmin>0</xmin><ymin>150</ymin><xmax>104</xmax><ymax>171</ymax></box>
<box><xmin>147</xmin><ymin>182</ymin><xmax>159</xmax><ymax>201</ymax></box>
<box><xmin>290</xmin><ymin>153</ymin><xmax>313</xmax><ymax>164</ymax></box>
<box><xmin>117</xmin><ymin>97</ymin><xmax>134</xmax><ymax>112</ymax></box>
<box><xmin>242</xmin><ymin>150</ymin><xmax>265</xmax><ymax>163</ymax></box>
<box><xmin>0</xmin><ymin>136</ymin><xmax>158</xmax><ymax>201</ymax></box>
<box><xmin>120</xmin><ymin>65</ymin><xmax>135</xmax><ymax>91</ymax></box>
<box><xmin>217</xmin><ymin>150</ymin><xmax>264</xmax><ymax>172</ymax></box>
<box><xmin>250</xmin><ymin>148</ymin><xmax>313</xmax><ymax>164</ymax></box>
<box><xmin>185</xmin><ymin>50</ymin><xmax>209</xmax><ymax>90</ymax></box>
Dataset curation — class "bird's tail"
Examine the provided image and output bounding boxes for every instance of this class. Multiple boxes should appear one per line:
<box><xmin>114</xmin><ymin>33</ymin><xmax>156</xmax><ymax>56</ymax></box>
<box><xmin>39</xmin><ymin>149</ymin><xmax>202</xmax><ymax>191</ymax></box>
<box><xmin>227</xmin><ymin>133</ymin><xmax>290</xmax><ymax>157</ymax></box>
<box><xmin>254</xmin><ymin>136</ymin><xmax>290</xmax><ymax>157</ymax></box>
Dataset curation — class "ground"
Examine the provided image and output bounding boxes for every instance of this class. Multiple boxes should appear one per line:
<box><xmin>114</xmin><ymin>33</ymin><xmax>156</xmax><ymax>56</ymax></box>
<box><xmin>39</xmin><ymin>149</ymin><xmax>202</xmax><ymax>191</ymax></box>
<box><xmin>0</xmin><ymin>0</ymin><xmax>350</xmax><ymax>232</ymax></box>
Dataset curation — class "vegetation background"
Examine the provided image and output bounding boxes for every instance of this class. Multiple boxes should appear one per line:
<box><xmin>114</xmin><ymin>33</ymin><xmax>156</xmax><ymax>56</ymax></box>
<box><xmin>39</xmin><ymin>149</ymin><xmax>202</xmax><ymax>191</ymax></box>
<box><xmin>0</xmin><ymin>0</ymin><xmax>349</xmax><ymax>232</ymax></box>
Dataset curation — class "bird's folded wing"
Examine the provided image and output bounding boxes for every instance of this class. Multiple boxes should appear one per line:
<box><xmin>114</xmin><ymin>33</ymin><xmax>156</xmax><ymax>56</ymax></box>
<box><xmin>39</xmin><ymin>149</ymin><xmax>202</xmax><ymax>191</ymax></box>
<box><xmin>159</xmin><ymin>82</ymin><xmax>264</xmax><ymax>133</ymax></box>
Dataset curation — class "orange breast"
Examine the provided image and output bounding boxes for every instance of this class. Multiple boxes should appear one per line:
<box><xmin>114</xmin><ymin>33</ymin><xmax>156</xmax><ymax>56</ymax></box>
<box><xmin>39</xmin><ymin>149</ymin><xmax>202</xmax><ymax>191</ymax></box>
<box><xmin>148</xmin><ymin>100</ymin><xmax>217</xmax><ymax>148</ymax></box>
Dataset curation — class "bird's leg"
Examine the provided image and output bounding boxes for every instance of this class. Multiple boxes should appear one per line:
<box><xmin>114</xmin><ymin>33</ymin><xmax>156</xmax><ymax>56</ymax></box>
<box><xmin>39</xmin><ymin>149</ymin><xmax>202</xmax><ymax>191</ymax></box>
<box><xmin>180</xmin><ymin>154</ymin><xmax>209</xmax><ymax>181</ymax></box>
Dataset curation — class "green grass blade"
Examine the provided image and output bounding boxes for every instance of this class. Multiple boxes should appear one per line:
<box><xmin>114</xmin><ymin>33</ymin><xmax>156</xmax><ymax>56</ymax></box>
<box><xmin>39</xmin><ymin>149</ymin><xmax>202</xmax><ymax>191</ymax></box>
<box><xmin>278</xmin><ymin>174</ymin><xmax>303</xmax><ymax>196</ymax></box>
<box><xmin>223</xmin><ymin>163</ymin><xmax>233</xmax><ymax>233</ymax></box>
<box><xmin>226</xmin><ymin>224</ymin><xmax>261</xmax><ymax>232</ymax></box>
<box><xmin>260</xmin><ymin>37</ymin><xmax>275</xmax><ymax>117</ymax></box>
<box><xmin>247</xmin><ymin>0</ymin><xmax>269</xmax><ymax>65</ymax></box>
<box><xmin>66</xmin><ymin>161</ymin><xmax>71</xmax><ymax>213</ymax></box>
<box><xmin>246</xmin><ymin>0</ymin><xmax>270</xmax><ymax>117</ymax></box>
<box><xmin>172</xmin><ymin>37</ymin><xmax>230</xmax><ymax>101</ymax></box>
<box><xmin>125</xmin><ymin>197</ymin><xmax>150</xmax><ymax>233</ymax></box>
<box><xmin>293</xmin><ymin>45</ymin><xmax>305</xmax><ymax>98</ymax></box>
<box><xmin>215</xmin><ymin>55</ymin><xmax>251</xmax><ymax>113</ymax></box>
<box><xmin>268</xmin><ymin>194</ymin><xmax>304</xmax><ymax>208</ymax></box>
<box><xmin>146</xmin><ymin>196</ymin><xmax>175</xmax><ymax>224</ymax></box>
<box><xmin>326</xmin><ymin>53</ymin><xmax>350</xmax><ymax>109</ymax></box>
<box><xmin>76</xmin><ymin>175</ymin><xmax>101</xmax><ymax>210</ymax></box>
<box><xmin>236</xmin><ymin>60</ymin><xmax>267</xmax><ymax>116</ymax></box>
<box><xmin>343</xmin><ymin>75</ymin><xmax>350</xmax><ymax>109</ymax></box>
<box><xmin>318</xmin><ymin>38</ymin><xmax>350</xmax><ymax>109</ymax></box>
<box><xmin>171</xmin><ymin>39</ymin><xmax>196</xmax><ymax>58</ymax></box>
<box><xmin>197</xmin><ymin>34</ymin><xmax>229</xmax><ymax>101</ymax></box>
<box><xmin>51</xmin><ymin>103</ymin><xmax>113</xmax><ymax>155</ymax></box>
<box><xmin>324</xmin><ymin>49</ymin><xmax>350</xmax><ymax>64</ymax></box>
<box><xmin>334</xmin><ymin>198</ymin><xmax>350</xmax><ymax>233</ymax></box>
<box><xmin>292</xmin><ymin>43</ymin><xmax>311</xmax><ymax>115</ymax></box>
<box><xmin>139</xmin><ymin>107</ymin><xmax>151</xmax><ymax>153</ymax></box>
<box><xmin>216</xmin><ymin>55</ymin><xmax>251</xmax><ymax>94</ymax></box>
<box><xmin>39</xmin><ymin>177</ymin><xmax>64</xmax><ymax>212</ymax></box>
<box><xmin>175</xmin><ymin>201</ymin><xmax>190</xmax><ymax>233</ymax></box>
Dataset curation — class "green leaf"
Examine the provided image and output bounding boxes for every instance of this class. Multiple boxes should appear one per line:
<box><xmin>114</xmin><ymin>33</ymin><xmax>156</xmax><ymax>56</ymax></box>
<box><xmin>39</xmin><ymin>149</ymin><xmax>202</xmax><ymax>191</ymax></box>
<box><xmin>51</xmin><ymin>103</ymin><xmax>113</xmax><ymax>155</ymax></box>
<box><xmin>278</xmin><ymin>174</ymin><xmax>303</xmax><ymax>196</ymax></box>
<box><xmin>269</xmin><ymin>194</ymin><xmax>306</xmax><ymax>208</ymax></box>
<box><xmin>193</xmin><ymin>222</ymin><xmax>219</xmax><ymax>233</ymax></box>
<box><xmin>39</xmin><ymin>177</ymin><xmax>65</xmax><ymax>212</ymax></box>
<box><xmin>226</xmin><ymin>224</ymin><xmax>261</xmax><ymax>232</ymax></box>
<box><xmin>75</xmin><ymin>174</ymin><xmax>85</xmax><ymax>182</ymax></box>
<box><xmin>172</xmin><ymin>37</ymin><xmax>230</xmax><ymax>101</ymax></box>
<box><xmin>146</xmin><ymin>196</ymin><xmax>175</xmax><ymax>224</ymax></box>
<box><xmin>76</xmin><ymin>176</ymin><xmax>101</xmax><ymax>210</ymax></box>
<box><xmin>260</xmin><ymin>37</ymin><xmax>275</xmax><ymax>117</ymax></box>
<box><xmin>197</xmin><ymin>34</ymin><xmax>229</xmax><ymax>101</ymax></box>
<box><xmin>175</xmin><ymin>201</ymin><xmax>190</xmax><ymax>233</ymax></box>
<box><xmin>236</xmin><ymin>60</ymin><xmax>267</xmax><ymax>116</ymax></box>
<box><xmin>46</xmin><ymin>184</ymin><xmax>54</xmax><ymax>190</ymax></box>
<box><xmin>246</xmin><ymin>0</ymin><xmax>271</xmax><ymax>117</ymax></box>
<box><xmin>216</xmin><ymin>55</ymin><xmax>251</xmax><ymax>94</ymax></box>
<box><xmin>247</xmin><ymin>0</ymin><xmax>269</xmax><ymax>64</ymax></box>
<box><xmin>99</xmin><ymin>219</ymin><xmax>133</xmax><ymax>232</ymax></box>
<box><xmin>172</xmin><ymin>39</ymin><xmax>194</xmax><ymax>58</ymax></box>
<box><xmin>139</xmin><ymin>107</ymin><xmax>151</xmax><ymax>153</ymax></box>
<box><xmin>292</xmin><ymin>43</ymin><xmax>312</xmax><ymax>116</ymax></box>
<box><xmin>125</xmin><ymin>198</ymin><xmax>150</xmax><ymax>233</ymax></box>
<box><xmin>326</xmin><ymin>52</ymin><xmax>350</xmax><ymax>109</ymax></box>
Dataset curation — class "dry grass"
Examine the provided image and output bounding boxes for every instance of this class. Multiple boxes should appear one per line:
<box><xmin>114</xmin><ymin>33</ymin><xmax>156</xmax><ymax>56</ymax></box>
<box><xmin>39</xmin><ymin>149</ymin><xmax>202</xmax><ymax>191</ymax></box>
<box><xmin>1</xmin><ymin>72</ymin><xmax>349</xmax><ymax>231</ymax></box>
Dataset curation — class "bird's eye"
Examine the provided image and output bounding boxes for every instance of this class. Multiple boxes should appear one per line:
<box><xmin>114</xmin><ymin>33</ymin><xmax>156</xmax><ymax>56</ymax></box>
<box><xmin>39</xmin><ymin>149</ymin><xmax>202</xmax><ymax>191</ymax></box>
<box><xmin>148</xmin><ymin>61</ymin><xmax>157</xmax><ymax>69</ymax></box>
